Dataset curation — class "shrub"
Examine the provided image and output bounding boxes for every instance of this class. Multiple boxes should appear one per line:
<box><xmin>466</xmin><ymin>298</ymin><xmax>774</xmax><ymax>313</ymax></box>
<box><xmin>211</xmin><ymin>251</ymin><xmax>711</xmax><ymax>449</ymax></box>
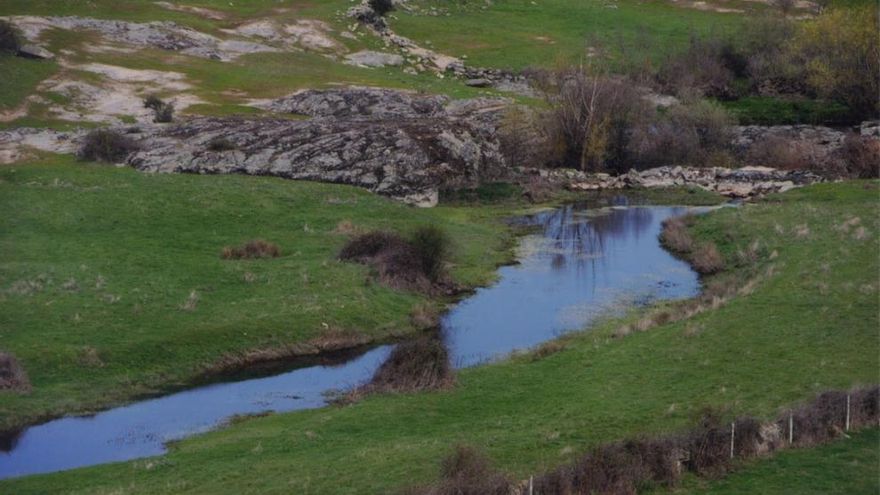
<box><xmin>628</xmin><ymin>100</ymin><xmax>734</xmax><ymax>168</ymax></box>
<box><xmin>143</xmin><ymin>94</ymin><xmax>175</xmax><ymax>123</ymax></box>
<box><xmin>0</xmin><ymin>351</ymin><xmax>30</xmax><ymax>392</ymax></box>
<box><xmin>77</xmin><ymin>129</ymin><xmax>140</xmax><ymax>163</ymax></box>
<box><xmin>0</xmin><ymin>20</ymin><xmax>19</xmax><ymax>54</ymax></box>
<box><xmin>410</xmin><ymin>225</ymin><xmax>451</xmax><ymax>283</ymax></box>
<box><xmin>428</xmin><ymin>445</ymin><xmax>512</xmax><ymax>495</ymax></box>
<box><xmin>542</xmin><ymin>67</ymin><xmax>653</xmax><ymax>172</ymax></box>
<box><xmin>207</xmin><ymin>136</ymin><xmax>237</xmax><ymax>152</ymax></box>
<box><xmin>339</xmin><ymin>231</ymin><xmax>435</xmax><ymax>293</ymax></box>
<box><xmin>841</xmin><ymin>134</ymin><xmax>880</xmax><ymax>179</ymax></box>
<box><xmin>221</xmin><ymin>239</ymin><xmax>281</xmax><ymax>260</ymax></box>
<box><xmin>656</xmin><ymin>35</ymin><xmax>740</xmax><ymax>99</ymax></box>
<box><xmin>143</xmin><ymin>94</ymin><xmax>164</xmax><ymax>111</ymax></box>
<box><xmin>362</xmin><ymin>336</ymin><xmax>453</xmax><ymax>394</ymax></box>
<box><xmin>369</xmin><ymin>0</ymin><xmax>395</xmax><ymax>16</ymax></box>
<box><xmin>745</xmin><ymin>135</ymin><xmax>848</xmax><ymax>178</ymax></box>
<box><xmin>791</xmin><ymin>5</ymin><xmax>880</xmax><ymax>119</ymax></box>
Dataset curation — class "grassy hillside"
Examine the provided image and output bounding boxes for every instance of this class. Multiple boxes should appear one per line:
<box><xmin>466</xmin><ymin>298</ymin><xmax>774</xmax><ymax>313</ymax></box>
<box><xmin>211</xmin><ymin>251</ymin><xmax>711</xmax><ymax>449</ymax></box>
<box><xmin>393</xmin><ymin>0</ymin><xmax>748</xmax><ymax>70</ymax></box>
<box><xmin>0</xmin><ymin>154</ymin><xmax>517</xmax><ymax>430</ymax></box>
<box><xmin>4</xmin><ymin>181</ymin><xmax>876</xmax><ymax>494</ymax></box>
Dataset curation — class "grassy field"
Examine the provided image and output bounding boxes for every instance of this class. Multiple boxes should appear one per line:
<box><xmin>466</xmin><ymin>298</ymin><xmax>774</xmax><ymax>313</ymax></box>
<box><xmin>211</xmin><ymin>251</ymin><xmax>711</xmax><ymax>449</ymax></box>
<box><xmin>674</xmin><ymin>428</ymin><xmax>880</xmax><ymax>494</ymax></box>
<box><xmin>3</xmin><ymin>181</ymin><xmax>876</xmax><ymax>493</ymax></box>
<box><xmin>0</xmin><ymin>54</ymin><xmax>58</xmax><ymax>111</ymax></box>
<box><xmin>0</xmin><ymin>154</ymin><xmax>519</xmax><ymax>431</ymax></box>
<box><xmin>393</xmin><ymin>0</ymin><xmax>749</xmax><ymax>71</ymax></box>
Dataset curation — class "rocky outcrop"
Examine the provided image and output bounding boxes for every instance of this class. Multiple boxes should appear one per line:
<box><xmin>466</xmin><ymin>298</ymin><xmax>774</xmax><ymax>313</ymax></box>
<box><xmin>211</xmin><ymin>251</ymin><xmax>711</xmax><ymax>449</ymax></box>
<box><xmin>4</xmin><ymin>16</ymin><xmax>279</xmax><ymax>61</ymax></box>
<box><xmin>731</xmin><ymin>124</ymin><xmax>847</xmax><ymax>159</ymax></box>
<box><xmin>344</xmin><ymin>50</ymin><xmax>404</xmax><ymax>68</ymax></box>
<box><xmin>554</xmin><ymin>165</ymin><xmax>824</xmax><ymax>198</ymax></box>
<box><xmin>127</xmin><ymin>89</ymin><xmax>511</xmax><ymax>207</ymax></box>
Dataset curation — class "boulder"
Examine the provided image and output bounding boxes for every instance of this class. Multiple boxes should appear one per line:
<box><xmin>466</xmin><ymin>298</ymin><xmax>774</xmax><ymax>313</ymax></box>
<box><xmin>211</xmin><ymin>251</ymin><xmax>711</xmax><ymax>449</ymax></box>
<box><xmin>344</xmin><ymin>50</ymin><xmax>404</xmax><ymax>68</ymax></box>
<box><xmin>16</xmin><ymin>43</ymin><xmax>54</xmax><ymax>59</ymax></box>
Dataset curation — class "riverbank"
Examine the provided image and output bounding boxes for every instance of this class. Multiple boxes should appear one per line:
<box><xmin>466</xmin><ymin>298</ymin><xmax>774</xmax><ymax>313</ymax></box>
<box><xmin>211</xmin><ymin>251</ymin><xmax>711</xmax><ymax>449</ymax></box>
<box><xmin>0</xmin><ymin>154</ymin><xmax>725</xmax><ymax>433</ymax></box>
<box><xmin>2</xmin><ymin>180</ymin><xmax>875</xmax><ymax>493</ymax></box>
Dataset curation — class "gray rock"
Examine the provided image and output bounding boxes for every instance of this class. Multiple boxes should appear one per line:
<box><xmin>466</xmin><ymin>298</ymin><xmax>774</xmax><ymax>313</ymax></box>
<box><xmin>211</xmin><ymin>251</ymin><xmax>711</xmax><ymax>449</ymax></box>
<box><xmin>344</xmin><ymin>50</ymin><xmax>405</xmax><ymax>68</ymax></box>
<box><xmin>261</xmin><ymin>87</ymin><xmax>449</xmax><ymax>119</ymax></box>
<box><xmin>465</xmin><ymin>78</ymin><xmax>493</xmax><ymax>88</ymax></box>
<box><xmin>17</xmin><ymin>43</ymin><xmax>54</xmax><ymax>59</ymax></box>
<box><xmin>125</xmin><ymin>88</ymin><xmax>511</xmax><ymax>206</ymax></box>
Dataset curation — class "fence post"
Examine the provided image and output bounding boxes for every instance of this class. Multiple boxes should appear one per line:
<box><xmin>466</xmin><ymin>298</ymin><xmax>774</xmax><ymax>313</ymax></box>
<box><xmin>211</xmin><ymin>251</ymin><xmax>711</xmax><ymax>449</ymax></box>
<box><xmin>846</xmin><ymin>394</ymin><xmax>851</xmax><ymax>431</ymax></box>
<box><xmin>529</xmin><ymin>475</ymin><xmax>534</xmax><ymax>495</ymax></box>
<box><xmin>730</xmin><ymin>421</ymin><xmax>736</xmax><ymax>459</ymax></box>
<box><xmin>788</xmin><ymin>413</ymin><xmax>793</xmax><ymax>444</ymax></box>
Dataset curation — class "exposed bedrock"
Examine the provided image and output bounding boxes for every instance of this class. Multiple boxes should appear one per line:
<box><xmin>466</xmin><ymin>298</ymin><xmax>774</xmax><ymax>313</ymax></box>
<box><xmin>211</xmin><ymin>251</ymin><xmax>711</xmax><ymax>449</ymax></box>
<box><xmin>129</xmin><ymin>89</ymin><xmax>512</xmax><ymax>207</ymax></box>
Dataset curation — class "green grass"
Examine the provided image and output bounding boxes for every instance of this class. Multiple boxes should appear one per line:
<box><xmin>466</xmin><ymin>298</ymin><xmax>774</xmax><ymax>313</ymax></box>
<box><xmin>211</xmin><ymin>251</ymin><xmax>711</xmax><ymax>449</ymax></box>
<box><xmin>0</xmin><ymin>54</ymin><xmax>58</xmax><ymax>110</ymax></box>
<box><xmin>721</xmin><ymin>96</ymin><xmax>854</xmax><ymax>126</ymax></box>
<box><xmin>4</xmin><ymin>181</ymin><xmax>876</xmax><ymax>494</ymax></box>
<box><xmin>0</xmin><ymin>154</ymin><xmax>517</xmax><ymax>431</ymax></box>
<box><xmin>675</xmin><ymin>428</ymin><xmax>880</xmax><ymax>494</ymax></box>
<box><xmin>393</xmin><ymin>0</ymin><xmax>748</xmax><ymax>71</ymax></box>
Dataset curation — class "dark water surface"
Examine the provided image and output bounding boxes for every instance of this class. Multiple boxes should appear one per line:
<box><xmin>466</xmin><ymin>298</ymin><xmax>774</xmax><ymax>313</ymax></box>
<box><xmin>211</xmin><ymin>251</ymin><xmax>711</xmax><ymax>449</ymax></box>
<box><xmin>0</xmin><ymin>200</ymin><xmax>702</xmax><ymax>479</ymax></box>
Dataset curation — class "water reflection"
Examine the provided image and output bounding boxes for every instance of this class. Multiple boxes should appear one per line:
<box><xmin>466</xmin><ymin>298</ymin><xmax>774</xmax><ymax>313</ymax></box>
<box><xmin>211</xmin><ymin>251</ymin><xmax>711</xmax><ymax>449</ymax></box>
<box><xmin>442</xmin><ymin>204</ymin><xmax>699</xmax><ymax>367</ymax></box>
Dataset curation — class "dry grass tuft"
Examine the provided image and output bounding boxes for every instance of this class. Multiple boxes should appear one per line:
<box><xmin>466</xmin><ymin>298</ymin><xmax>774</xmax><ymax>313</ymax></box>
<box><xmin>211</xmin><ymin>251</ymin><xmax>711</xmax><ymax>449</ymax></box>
<box><xmin>0</xmin><ymin>351</ymin><xmax>30</xmax><ymax>392</ymax></box>
<box><xmin>410</xmin><ymin>302</ymin><xmax>440</xmax><ymax>329</ymax></box>
<box><xmin>78</xmin><ymin>346</ymin><xmax>105</xmax><ymax>368</ymax></box>
<box><xmin>221</xmin><ymin>239</ymin><xmax>281</xmax><ymax>260</ymax></box>
<box><xmin>659</xmin><ymin>216</ymin><xmax>695</xmax><ymax>253</ymax></box>
<box><xmin>180</xmin><ymin>290</ymin><xmax>199</xmax><ymax>312</ymax></box>
<box><xmin>531</xmin><ymin>340</ymin><xmax>567</xmax><ymax>360</ymax></box>
<box><xmin>691</xmin><ymin>243</ymin><xmax>725</xmax><ymax>275</ymax></box>
<box><xmin>794</xmin><ymin>224</ymin><xmax>811</xmax><ymax>238</ymax></box>
<box><xmin>332</xmin><ymin>220</ymin><xmax>364</xmax><ymax>236</ymax></box>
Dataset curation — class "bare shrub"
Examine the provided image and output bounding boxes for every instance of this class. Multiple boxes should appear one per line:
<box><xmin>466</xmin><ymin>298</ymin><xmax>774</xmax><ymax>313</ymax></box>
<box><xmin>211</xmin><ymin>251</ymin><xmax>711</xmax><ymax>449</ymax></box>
<box><xmin>78</xmin><ymin>129</ymin><xmax>140</xmax><ymax>163</ymax></box>
<box><xmin>744</xmin><ymin>135</ymin><xmax>848</xmax><ymax>177</ymax></box>
<box><xmin>0</xmin><ymin>20</ymin><xmax>19</xmax><ymax>53</ymax></box>
<box><xmin>656</xmin><ymin>36</ymin><xmax>740</xmax><ymax>99</ymax></box>
<box><xmin>691</xmin><ymin>243</ymin><xmax>725</xmax><ymax>275</ymax></box>
<box><xmin>362</xmin><ymin>336</ymin><xmax>453</xmax><ymax>394</ymax></box>
<box><xmin>412</xmin><ymin>445</ymin><xmax>512</xmax><ymax>495</ymax></box>
<box><xmin>0</xmin><ymin>351</ymin><xmax>30</xmax><ymax>392</ymax></box>
<box><xmin>542</xmin><ymin>67</ymin><xmax>653</xmax><ymax>172</ymax></box>
<box><xmin>339</xmin><ymin>228</ymin><xmax>451</xmax><ymax>293</ymax></box>
<box><xmin>841</xmin><ymin>134</ymin><xmax>880</xmax><ymax>179</ymax></box>
<box><xmin>221</xmin><ymin>239</ymin><xmax>281</xmax><ymax>260</ymax></box>
<box><xmin>850</xmin><ymin>386</ymin><xmax>880</xmax><ymax>428</ymax></box>
<box><xmin>628</xmin><ymin>99</ymin><xmax>734</xmax><ymax>168</ymax></box>
<box><xmin>535</xmin><ymin>438</ymin><xmax>682</xmax><ymax>494</ymax></box>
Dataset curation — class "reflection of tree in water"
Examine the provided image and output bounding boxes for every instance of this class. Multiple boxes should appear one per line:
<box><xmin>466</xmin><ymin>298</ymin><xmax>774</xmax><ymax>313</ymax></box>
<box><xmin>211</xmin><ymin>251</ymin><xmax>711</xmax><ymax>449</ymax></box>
<box><xmin>0</xmin><ymin>428</ymin><xmax>21</xmax><ymax>452</ymax></box>
<box><xmin>532</xmin><ymin>205</ymin><xmax>655</xmax><ymax>272</ymax></box>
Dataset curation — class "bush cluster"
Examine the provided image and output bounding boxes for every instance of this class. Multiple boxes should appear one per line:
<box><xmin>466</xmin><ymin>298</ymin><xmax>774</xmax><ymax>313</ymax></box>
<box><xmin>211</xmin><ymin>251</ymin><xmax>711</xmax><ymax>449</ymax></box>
<box><xmin>220</xmin><ymin>240</ymin><xmax>281</xmax><ymax>260</ymax></box>
<box><xmin>77</xmin><ymin>129</ymin><xmax>140</xmax><ymax>163</ymax></box>
<box><xmin>143</xmin><ymin>94</ymin><xmax>175</xmax><ymax>123</ymax></box>
<box><xmin>339</xmin><ymin>225</ymin><xmax>452</xmax><ymax>293</ymax></box>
